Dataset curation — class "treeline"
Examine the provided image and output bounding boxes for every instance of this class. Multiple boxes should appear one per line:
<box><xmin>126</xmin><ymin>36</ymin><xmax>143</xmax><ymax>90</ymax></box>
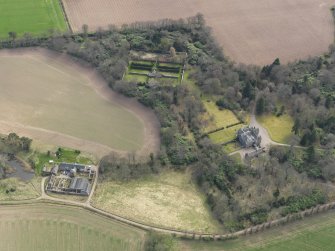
<box><xmin>255</xmin><ymin>53</ymin><xmax>335</xmax><ymax>147</ymax></box>
<box><xmin>0</xmin><ymin>133</ymin><xmax>32</xmax><ymax>155</ymax></box>
<box><xmin>270</xmin><ymin>145</ymin><xmax>335</xmax><ymax>181</ymax></box>
<box><xmin>99</xmin><ymin>153</ymin><xmax>161</xmax><ymax>181</ymax></box>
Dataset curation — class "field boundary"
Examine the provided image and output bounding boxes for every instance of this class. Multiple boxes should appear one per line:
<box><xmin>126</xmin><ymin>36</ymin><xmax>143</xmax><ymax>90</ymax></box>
<box><xmin>58</xmin><ymin>0</ymin><xmax>73</xmax><ymax>33</ymax></box>
<box><xmin>2</xmin><ymin>197</ymin><xmax>335</xmax><ymax>241</ymax></box>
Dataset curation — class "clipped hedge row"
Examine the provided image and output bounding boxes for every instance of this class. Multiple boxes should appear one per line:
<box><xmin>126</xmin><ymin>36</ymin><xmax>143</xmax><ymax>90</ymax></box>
<box><xmin>157</xmin><ymin>65</ymin><xmax>180</xmax><ymax>73</ymax></box>
<box><xmin>130</xmin><ymin>63</ymin><xmax>153</xmax><ymax>71</ymax></box>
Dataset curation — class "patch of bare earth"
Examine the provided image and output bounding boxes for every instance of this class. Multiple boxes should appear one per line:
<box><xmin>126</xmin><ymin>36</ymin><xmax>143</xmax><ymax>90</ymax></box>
<box><xmin>62</xmin><ymin>0</ymin><xmax>334</xmax><ymax>65</ymax></box>
<box><xmin>0</xmin><ymin>48</ymin><xmax>160</xmax><ymax>158</ymax></box>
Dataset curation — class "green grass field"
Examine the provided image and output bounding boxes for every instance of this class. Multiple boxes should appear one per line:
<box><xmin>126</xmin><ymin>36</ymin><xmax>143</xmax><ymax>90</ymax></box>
<box><xmin>257</xmin><ymin>114</ymin><xmax>294</xmax><ymax>144</ymax></box>
<box><xmin>203</xmin><ymin>101</ymin><xmax>241</xmax><ymax>133</ymax></box>
<box><xmin>180</xmin><ymin>209</ymin><xmax>335</xmax><ymax>251</ymax></box>
<box><xmin>0</xmin><ymin>0</ymin><xmax>67</xmax><ymax>38</ymax></box>
<box><xmin>0</xmin><ymin>50</ymin><xmax>146</xmax><ymax>152</ymax></box>
<box><xmin>92</xmin><ymin>170</ymin><xmax>221</xmax><ymax>233</ymax></box>
<box><xmin>0</xmin><ymin>203</ymin><xmax>146</xmax><ymax>251</ymax></box>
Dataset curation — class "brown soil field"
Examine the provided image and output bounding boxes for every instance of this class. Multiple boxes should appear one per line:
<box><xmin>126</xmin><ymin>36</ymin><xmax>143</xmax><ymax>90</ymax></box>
<box><xmin>62</xmin><ymin>0</ymin><xmax>334</xmax><ymax>65</ymax></box>
<box><xmin>0</xmin><ymin>48</ymin><xmax>160</xmax><ymax>158</ymax></box>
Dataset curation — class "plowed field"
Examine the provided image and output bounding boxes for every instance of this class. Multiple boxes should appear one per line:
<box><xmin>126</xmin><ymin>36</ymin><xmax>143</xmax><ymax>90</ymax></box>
<box><xmin>62</xmin><ymin>0</ymin><xmax>334</xmax><ymax>65</ymax></box>
<box><xmin>0</xmin><ymin>48</ymin><xmax>160</xmax><ymax>157</ymax></box>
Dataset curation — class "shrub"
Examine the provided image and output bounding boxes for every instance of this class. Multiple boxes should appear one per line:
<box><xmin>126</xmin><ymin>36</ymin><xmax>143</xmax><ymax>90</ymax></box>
<box><xmin>145</xmin><ymin>232</ymin><xmax>177</xmax><ymax>251</ymax></box>
<box><xmin>282</xmin><ymin>190</ymin><xmax>326</xmax><ymax>216</ymax></box>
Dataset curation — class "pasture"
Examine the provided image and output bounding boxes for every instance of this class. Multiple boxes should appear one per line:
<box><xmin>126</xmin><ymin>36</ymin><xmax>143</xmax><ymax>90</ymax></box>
<box><xmin>257</xmin><ymin>114</ymin><xmax>294</xmax><ymax>144</ymax></box>
<box><xmin>0</xmin><ymin>49</ymin><xmax>160</xmax><ymax>157</ymax></box>
<box><xmin>180</xmin><ymin>209</ymin><xmax>335</xmax><ymax>251</ymax></box>
<box><xmin>62</xmin><ymin>0</ymin><xmax>334</xmax><ymax>65</ymax></box>
<box><xmin>0</xmin><ymin>0</ymin><xmax>67</xmax><ymax>38</ymax></box>
<box><xmin>92</xmin><ymin>170</ymin><xmax>221</xmax><ymax>233</ymax></box>
<box><xmin>0</xmin><ymin>203</ymin><xmax>146</xmax><ymax>251</ymax></box>
<box><xmin>0</xmin><ymin>177</ymin><xmax>41</xmax><ymax>201</ymax></box>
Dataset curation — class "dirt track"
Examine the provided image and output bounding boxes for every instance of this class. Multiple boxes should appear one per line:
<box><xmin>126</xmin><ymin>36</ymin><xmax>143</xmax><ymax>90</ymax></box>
<box><xmin>62</xmin><ymin>0</ymin><xmax>334</xmax><ymax>65</ymax></box>
<box><xmin>0</xmin><ymin>48</ymin><xmax>160</xmax><ymax>158</ymax></box>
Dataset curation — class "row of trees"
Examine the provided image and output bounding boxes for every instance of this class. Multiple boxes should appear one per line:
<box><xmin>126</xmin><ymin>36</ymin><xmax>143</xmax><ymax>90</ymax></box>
<box><xmin>0</xmin><ymin>133</ymin><xmax>32</xmax><ymax>155</ymax></box>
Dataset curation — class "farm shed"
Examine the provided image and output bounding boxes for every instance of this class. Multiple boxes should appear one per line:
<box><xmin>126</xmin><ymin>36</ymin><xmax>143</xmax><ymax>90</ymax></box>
<box><xmin>237</xmin><ymin>126</ymin><xmax>261</xmax><ymax>148</ymax></box>
<box><xmin>42</xmin><ymin>165</ymin><xmax>59</xmax><ymax>176</ymax></box>
<box><xmin>59</xmin><ymin>163</ymin><xmax>86</xmax><ymax>172</ymax></box>
<box><xmin>68</xmin><ymin>177</ymin><xmax>91</xmax><ymax>195</ymax></box>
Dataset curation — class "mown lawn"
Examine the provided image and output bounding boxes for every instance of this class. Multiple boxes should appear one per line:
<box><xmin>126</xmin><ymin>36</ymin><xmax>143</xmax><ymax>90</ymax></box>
<box><xmin>203</xmin><ymin>101</ymin><xmax>240</xmax><ymax>133</ymax></box>
<box><xmin>0</xmin><ymin>0</ymin><xmax>67</xmax><ymax>38</ymax></box>
<box><xmin>123</xmin><ymin>73</ymin><xmax>148</xmax><ymax>83</ymax></box>
<box><xmin>257</xmin><ymin>114</ymin><xmax>294</xmax><ymax>144</ymax></box>
<box><xmin>20</xmin><ymin>147</ymin><xmax>94</xmax><ymax>175</ymax></box>
<box><xmin>180</xmin><ymin>209</ymin><xmax>335</xmax><ymax>251</ymax></box>
<box><xmin>222</xmin><ymin>142</ymin><xmax>241</xmax><ymax>154</ymax></box>
<box><xmin>208</xmin><ymin>124</ymin><xmax>243</xmax><ymax>144</ymax></box>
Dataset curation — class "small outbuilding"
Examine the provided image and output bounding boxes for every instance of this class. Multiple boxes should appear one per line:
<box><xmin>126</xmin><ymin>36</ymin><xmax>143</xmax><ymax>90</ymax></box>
<box><xmin>42</xmin><ymin>165</ymin><xmax>59</xmax><ymax>176</ymax></box>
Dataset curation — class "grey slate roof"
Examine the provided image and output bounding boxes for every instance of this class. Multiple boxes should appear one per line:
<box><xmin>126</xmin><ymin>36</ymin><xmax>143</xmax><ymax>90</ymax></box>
<box><xmin>237</xmin><ymin>126</ymin><xmax>261</xmax><ymax>148</ymax></box>
<box><xmin>59</xmin><ymin>163</ymin><xmax>86</xmax><ymax>172</ymax></box>
<box><xmin>69</xmin><ymin>177</ymin><xmax>91</xmax><ymax>195</ymax></box>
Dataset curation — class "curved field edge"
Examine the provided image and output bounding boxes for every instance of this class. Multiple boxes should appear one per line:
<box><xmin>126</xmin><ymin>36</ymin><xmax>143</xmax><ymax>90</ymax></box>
<box><xmin>0</xmin><ymin>48</ymin><xmax>160</xmax><ymax>157</ymax></box>
<box><xmin>0</xmin><ymin>202</ymin><xmax>146</xmax><ymax>251</ymax></box>
<box><xmin>180</xmin><ymin>209</ymin><xmax>335</xmax><ymax>251</ymax></box>
<box><xmin>91</xmin><ymin>170</ymin><xmax>222</xmax><ymax>233</ymax></box>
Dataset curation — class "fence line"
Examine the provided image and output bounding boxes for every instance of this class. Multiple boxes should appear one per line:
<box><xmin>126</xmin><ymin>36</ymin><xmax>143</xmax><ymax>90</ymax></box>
<box><xmin>1</xmin><ymin>199</ymin><xmax>335</xmax><ymax>241</ymax></box>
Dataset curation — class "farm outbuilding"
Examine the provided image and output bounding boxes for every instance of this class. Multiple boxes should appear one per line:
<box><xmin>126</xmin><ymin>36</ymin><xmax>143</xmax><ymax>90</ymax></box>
<box><xmin>68</xmin><ymin>177</ymin><xmax>91</xmax><ymax>196</ymax></box>
<box><xmin>42</xmin><ymin>165</ymin><xmax>59</xmax><ymax>176</ymax></box>
<box><xmin>45</xmin><ymin>162</ymin><xmax>95</xmax><ymax>196</ymax></box>
<box><xmin>59</xmin><ymin>163</ymin><xmax>86</xmax><ymax>172</ymax></box>
<box><xmin>46</xmin><ymin>176</ymin><xmax>92</xmax><ymax>196</ymax></box>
